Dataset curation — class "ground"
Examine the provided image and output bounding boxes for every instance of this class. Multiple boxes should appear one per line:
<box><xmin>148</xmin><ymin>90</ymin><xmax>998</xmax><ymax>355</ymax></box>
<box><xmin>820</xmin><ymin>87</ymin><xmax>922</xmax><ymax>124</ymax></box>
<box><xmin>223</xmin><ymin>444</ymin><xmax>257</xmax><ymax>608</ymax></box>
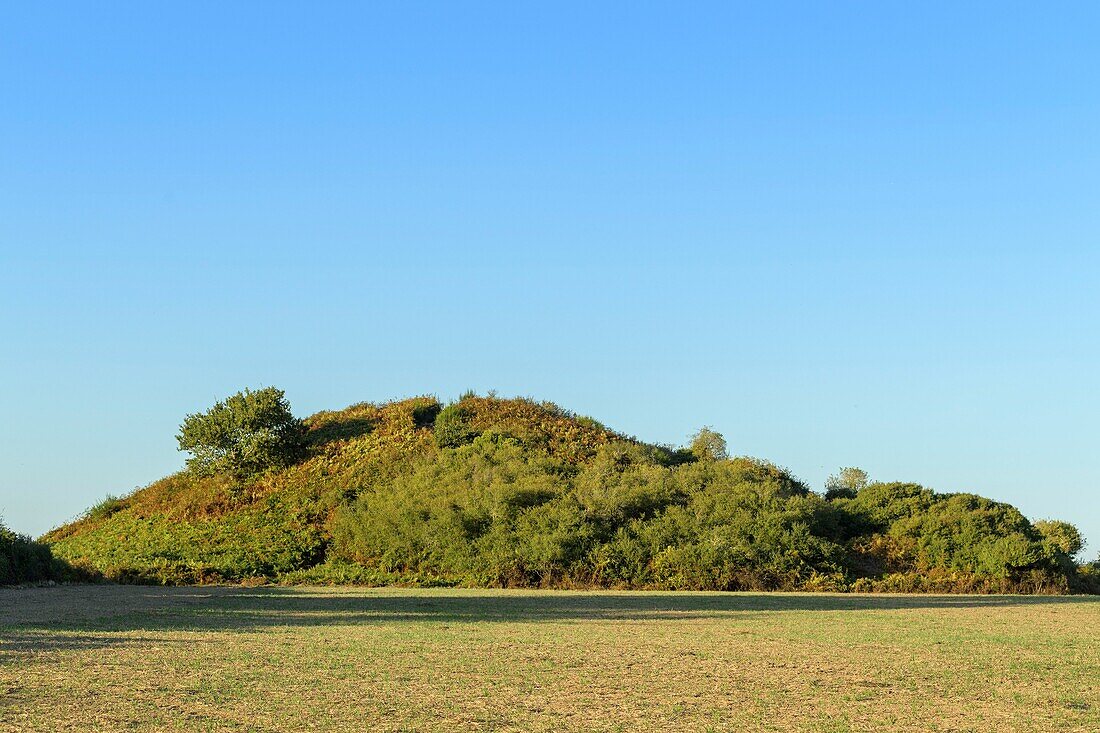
<box><xmin>1</xmin><ymin>587</ymin><xmax>1097</xmax><ymax>732</ymax></box>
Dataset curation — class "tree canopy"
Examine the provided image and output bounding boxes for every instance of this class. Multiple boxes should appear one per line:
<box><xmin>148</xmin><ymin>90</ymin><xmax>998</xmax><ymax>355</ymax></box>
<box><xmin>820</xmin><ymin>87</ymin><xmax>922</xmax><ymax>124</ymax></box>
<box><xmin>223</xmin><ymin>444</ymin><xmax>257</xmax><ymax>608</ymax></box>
<box><xmin>690</xmin><ymin>427</ymin><xmax>728</xmax><ymax>462</ymax></box>
<box><xmin>176</xmin><ymin>387</ymin><xmax>307</xmax><ymax>479</ymax></box>
<box><xmin>825</xmin><ymin>467</ymin><xmax>869</xmax><ymax>500</ymax></box>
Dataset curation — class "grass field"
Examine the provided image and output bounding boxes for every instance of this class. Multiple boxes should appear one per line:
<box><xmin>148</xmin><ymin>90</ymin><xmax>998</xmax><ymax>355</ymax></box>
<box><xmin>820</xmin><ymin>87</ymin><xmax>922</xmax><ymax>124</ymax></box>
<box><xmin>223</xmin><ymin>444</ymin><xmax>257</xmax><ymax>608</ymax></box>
<box><xmin>1</xmin><ymin>587</ymin><xmax>1097</xmax><ymax>732</ymax></box>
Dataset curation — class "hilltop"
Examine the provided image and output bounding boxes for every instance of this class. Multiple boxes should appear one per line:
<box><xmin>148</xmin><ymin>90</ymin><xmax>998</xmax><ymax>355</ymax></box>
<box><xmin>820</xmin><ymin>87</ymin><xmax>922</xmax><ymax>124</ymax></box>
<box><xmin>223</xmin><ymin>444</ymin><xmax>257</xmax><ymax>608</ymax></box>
<box><xmin>39</xmin><ymin>392</ymin><xmax>1098</xmax><ymax>592</ymax></box>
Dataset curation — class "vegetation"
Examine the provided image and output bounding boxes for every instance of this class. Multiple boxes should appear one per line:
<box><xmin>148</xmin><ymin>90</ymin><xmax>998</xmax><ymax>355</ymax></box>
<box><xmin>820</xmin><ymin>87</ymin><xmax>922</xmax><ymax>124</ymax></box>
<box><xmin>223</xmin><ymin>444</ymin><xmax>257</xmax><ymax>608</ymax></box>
<box><xmin>825</xmin><ymin>466</ymin><xmax>869</xmax><ymax>500</ymax></box>
<box><xmin>689</xmin><ymin>426</ymin><xmax>728</xmax><ymax>461</ymax></box>
<box><xmin>432</xmin><ymin>402</ymin><xmax>478</xmax><ymax>448</ymax></box>
<box><xmin>1034</xmin><ymin>519</ymin><xmax>1084</xmax><ymax>558</ymax></box>
<box><xmin>176</xmin><ymin>387</ymin><xmax>307</xmax><ymax>479</ymax></box>
<box><xmin>2</xmin><ymin>586</ymin><xmax>1098</xmax><ymax>732</ymax></box>
<box><xmin>35</xmin><ymin>389</ymin><xmax>1095</xmax><ymax>592</ymax></box>
<box><xmin>1</xmin><ymin>519</ymin><xmax>59</xmax><ymax>585</ymax></box>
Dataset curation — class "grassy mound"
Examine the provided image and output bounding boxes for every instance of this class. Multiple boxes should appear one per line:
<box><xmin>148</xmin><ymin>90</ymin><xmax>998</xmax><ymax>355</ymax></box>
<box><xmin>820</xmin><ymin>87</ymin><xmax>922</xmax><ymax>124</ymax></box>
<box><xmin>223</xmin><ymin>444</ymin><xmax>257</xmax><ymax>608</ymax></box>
<box><xmin>42</xmin><ymin>393</ymin><xmax>1092</xmax><ymax>591</ymax></box>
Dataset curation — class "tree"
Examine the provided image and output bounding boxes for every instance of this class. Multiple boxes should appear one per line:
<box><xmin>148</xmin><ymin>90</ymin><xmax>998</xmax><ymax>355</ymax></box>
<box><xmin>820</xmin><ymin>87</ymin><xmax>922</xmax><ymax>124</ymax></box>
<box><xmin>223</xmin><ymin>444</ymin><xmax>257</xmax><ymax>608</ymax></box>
<box><xmin>177</xmin><ymin>387</ymin><xmax>307</xmax><ymax>478</ymax></box>
<box><xmin>825</xmin><ymin>467</ymin><xmax>869</xmax><ymax>500</ymax></box>
<box><xmin>1033</xmin><ymin>519</ymin><xmax>1084</xmax><ymax>559</ymax></box>
<box><xmin>689</xmin><ymin>427</ymin><xmax>728</xmax><ymax>462</ymax></box>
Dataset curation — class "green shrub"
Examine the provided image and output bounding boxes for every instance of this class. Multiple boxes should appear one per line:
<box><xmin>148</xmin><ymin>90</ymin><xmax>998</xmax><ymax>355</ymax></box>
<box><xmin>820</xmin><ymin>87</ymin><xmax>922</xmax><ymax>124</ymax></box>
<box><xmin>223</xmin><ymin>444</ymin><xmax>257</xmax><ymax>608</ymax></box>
<box><xmin>689</xmin><ymin>427</ymin><xmax>728</xmax><ymax>462</ymax></box>
<box><xmin>433</xmin><ymin>403</ymin><xmax>480</xmax><ymax>448</ymax></box>
<box><xmin>1033</xmin><ymin>519</ymin><xmax>1084</xmax><ymax>559</ymax></box>
<box><xmin>330</xmin><ymin>436</ymin><xmax>848</xmax><ymax>590</ymax></box>
<box><xmin>278</xmin><ymin>560</ymin><xmax>458</xmax><ymax>587</ymax></box>
<box><xmin>1</xmin><ymin>521</ymin><xmax>57</xmax><ymax>585</ymax></box>
<box><xmin>50</xmin><ymin>502</ymin><xmax>327</xmax><ymax>585</ymax></box>
<box><xmin>838</xmin><ymin>483</ymin><xmax>1059</xmax><ymax>581</ymax></box>
<box><xmin>1074</xmin><ymin>562</ymin><xmax>1100</xmax><ymax>594</ymax></box>
<box><xmin>575</xmin><ymin>416</ymin><xmax>606</xmax><ymax>432</ymax></box>
<box><xmin>824</xmin><ymin>467</ymin><xmax>869</xmax><ymax>500</ymax></box>
<box><xmin>85</xmin><ymin>494</ymin><xmax>127</xmax><ymax>521</ymax></box>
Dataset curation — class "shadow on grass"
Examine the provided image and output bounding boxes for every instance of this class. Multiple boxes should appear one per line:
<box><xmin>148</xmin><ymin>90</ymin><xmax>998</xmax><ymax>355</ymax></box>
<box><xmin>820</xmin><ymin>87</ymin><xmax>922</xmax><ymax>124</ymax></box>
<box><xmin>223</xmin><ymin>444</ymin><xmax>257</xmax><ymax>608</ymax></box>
<box><xmin>3</xmin><ymin>586</ymin><xmax>1097</xmax><ymax>655</ymax></box>
<box><xmin>0</xmin><ymin>631</ymin><xmax>177</xmax><ymax>653</ymax></box>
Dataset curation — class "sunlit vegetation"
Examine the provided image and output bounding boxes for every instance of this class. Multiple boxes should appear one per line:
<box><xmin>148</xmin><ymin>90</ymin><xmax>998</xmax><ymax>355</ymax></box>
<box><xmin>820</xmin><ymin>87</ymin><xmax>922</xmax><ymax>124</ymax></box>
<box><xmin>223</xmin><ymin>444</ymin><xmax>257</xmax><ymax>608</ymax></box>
<box><xmin>176</xmin><ymin>387</ymin><xmax>307</xmax><ymax>479</ymax></box>
<box><xmin>36</xmin><ymin>390</ymin><xmax>1097</xmax><ymax>592</ymax></box>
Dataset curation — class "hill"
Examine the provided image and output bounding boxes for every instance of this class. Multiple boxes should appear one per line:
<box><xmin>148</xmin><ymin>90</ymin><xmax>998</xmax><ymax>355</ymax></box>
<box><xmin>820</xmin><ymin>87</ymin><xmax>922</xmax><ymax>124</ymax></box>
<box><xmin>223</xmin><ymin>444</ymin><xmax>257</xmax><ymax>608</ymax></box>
<box><xmin>41</xmin><ymin>393</ymin><xmax>1098</xmax><ymax>592</ymax></box>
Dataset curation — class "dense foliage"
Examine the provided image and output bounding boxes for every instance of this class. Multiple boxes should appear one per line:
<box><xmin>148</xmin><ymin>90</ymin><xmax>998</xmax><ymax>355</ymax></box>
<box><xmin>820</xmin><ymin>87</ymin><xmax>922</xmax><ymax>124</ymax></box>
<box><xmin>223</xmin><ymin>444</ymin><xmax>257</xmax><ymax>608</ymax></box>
<box><xmin>824</xmin><ymin>467</ymin><xmax>868</xmax><ymax>500</ymax></box>
<box><xmin>176</xmin><ymin>387</ymin><xmax>307</xmax><ymax>479</ymax></box>
<box><xmin>1</xmin><ymin>520</ymin><xmax>59</xmax><ymax>584</ymax></box>
<box><xmin>331</xmin><ymin>438</ymin><xmax>839</xmax><ymax>589</ymax></box>
<box><xmin>39</xmin><ymin>391</ymin><xmax>1095</xmax><ymax>593</ymax></box>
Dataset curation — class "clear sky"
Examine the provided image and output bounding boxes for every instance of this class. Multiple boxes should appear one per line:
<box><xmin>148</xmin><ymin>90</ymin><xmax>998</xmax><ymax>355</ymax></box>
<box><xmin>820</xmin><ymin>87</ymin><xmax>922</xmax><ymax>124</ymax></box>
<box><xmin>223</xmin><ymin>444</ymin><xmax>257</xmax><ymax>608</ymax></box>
<box><xmin>1</xmin><ymin>3</ymin><xmax>1097</xmax><ymax>555</ymax></box>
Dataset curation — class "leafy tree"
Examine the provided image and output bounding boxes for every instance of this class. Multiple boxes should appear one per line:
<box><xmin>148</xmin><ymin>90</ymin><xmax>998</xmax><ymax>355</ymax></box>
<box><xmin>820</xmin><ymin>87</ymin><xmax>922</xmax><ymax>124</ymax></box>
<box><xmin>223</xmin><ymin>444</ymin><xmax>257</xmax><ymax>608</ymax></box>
<box><xmin>825</xmin><ymin>467</ymin><xmax>869</xmax><ymax>500</ymax></box>
<box><xmin>176</xmin><ymin>387</ymin><xmax>307</xmax><ymax>478</ymax></box>
<box><xmin>1033</xmin><ymin>519</ymin><xmax>1084</xmax><ymax>558</ymax></box>
<box><xmin>690</xmin><ymin>427</ymin><xmax>728</xmax><ymax>462</ymax></box>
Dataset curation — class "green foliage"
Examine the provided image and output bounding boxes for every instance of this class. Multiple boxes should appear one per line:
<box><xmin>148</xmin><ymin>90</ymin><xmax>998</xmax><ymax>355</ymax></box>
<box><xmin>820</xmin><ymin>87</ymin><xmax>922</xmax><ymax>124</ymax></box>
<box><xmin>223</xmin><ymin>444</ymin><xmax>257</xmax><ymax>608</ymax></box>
<box><xmin>332</xmin><ymin>436</ymin><xmax>847</xmax><ymax>589</ymax></box>
<box><xmin>49</xmin><ymin>497</ymin><xmax>326</xmax><ymax>584</ymax></box>
<box><xmin>85</xmin><ymin>494</ymin><xmax>127</xmax><ymax>521</ymax></box>
<box><xmin>575</xmin><ymin>415</ymin><xmax>606</xmax><ymax>432</ymax></box>
<box><xmin>838</xmin><ymin>483</ymin><xmax>1062</xmax><ymax>581</ymax></box>
<box><xmin>177</xmin><ymin>387</ymin><xmax>307</xmax><ymax>479</ymax></box>
<box><xmin>1034</xmin><ymin>519</ymin><xmax>1084</xmax><ymax>558</ymax></box>
<box><xmin>304</xmin><ymin>403</ymin><xmax>376</xmax><ymax>444</ymax></box>
<box><xmin>433</xmin><ymin>403</ymin><xmax>480</xmax><ymax>448</ymax></box>
<box><xmin>1075</xmin><ymin>562</ymin><xmax>1100</xmax><ymax>594</ymax></box>
<box><xmin>841</xmin><ymin>482</ymin><xmax>935</xmax><ymax>527</ymax></box>
<box><xmin>277</xmin><ymin>559</ymin><xmax>458</xmax><ymax>587</ymax></box>
<box><xmin>1</xmin><ymin>520</ymin><xmax>58</xmax><ymax>584</ymax></box>
<box><xmin>44</xmin><ymin>392</ymin><xmax>1094</xmax><ymax>593</ymax></box>
<box><xmin>825</xmin><ymin>466</ymin><xmax>869</xmax><ymax>500</ymax></box>
<box><xmin>689</xmin><ymin>427</ymin><xmax>728</xmax><ymax>462</ymax></box>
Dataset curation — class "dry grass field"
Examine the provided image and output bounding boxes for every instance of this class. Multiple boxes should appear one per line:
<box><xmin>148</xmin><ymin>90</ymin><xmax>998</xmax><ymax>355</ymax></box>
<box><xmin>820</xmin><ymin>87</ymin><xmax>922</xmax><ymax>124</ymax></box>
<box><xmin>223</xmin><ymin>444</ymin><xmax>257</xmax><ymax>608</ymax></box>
<box><xmin>1</xmin><ymin>586</ymin><xmax>1097</xmax><ymax>732</ymax></box>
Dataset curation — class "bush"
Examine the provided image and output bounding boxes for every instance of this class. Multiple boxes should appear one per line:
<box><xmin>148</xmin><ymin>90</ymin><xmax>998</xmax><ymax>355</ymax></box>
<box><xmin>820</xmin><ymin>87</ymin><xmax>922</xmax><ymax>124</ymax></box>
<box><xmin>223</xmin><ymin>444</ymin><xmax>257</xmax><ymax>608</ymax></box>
<box><xmin>433</xmin><ymin>403</ymin><xmax>479</xmax><ymax>448</ymax></box>
<box><xmin>48</xmin><ymin>497</ymin><xmax>327</xmax><ymax>585</ymax></box>
<box><xmin>1</xmin><ymin>520</ymin><xmax>57</xmax><ymax>585</ymax></box>
<box><xmin>411</xmin><ymin>400</ymin><xmax>442</xmax><ymax>429</ymax></box>
<box><xmin>177</xmin><ymin>387</ymin><xmax>307</xmax><ymax>479</ymax></box>
<box><xmin>1074</xmin><ymin>562</ymin><xmax>1100</xmax><ymax>594</ymax></box>
<box><xmin>1033</xmin><ymin>519</ymin><xmax>1084</xmax><ymax>558</ymax></box>
<box><xmin>85</xmin><ymin>494</ymin><xmax>127</xmax><ymax>521</ymax></box>
<box><xmin>689</xmin><ymin>427</ymin><xmax>728</xmax><ymax>462</ymax></box>
<box><xmin>824</xmin><ymin>467</ymin><xmax>868</xmax><ymax>500</ymax></box>
<box><xmin>842</xmin><ymin>483</ymin><xmax>1056</xmax><ymax>580</ymax></box>
<box><xmin>331</xmin><ymin>435</ymin><xmax>848</xmax><ymax>589</ymax></box>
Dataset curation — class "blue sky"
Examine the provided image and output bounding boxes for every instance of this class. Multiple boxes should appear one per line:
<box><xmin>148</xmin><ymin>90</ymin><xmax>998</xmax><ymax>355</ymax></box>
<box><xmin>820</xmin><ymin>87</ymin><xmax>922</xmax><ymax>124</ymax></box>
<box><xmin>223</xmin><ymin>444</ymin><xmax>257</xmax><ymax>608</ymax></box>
<box><xmin>1</xmin><ymin>3</ymin><xmax>1097</xmax><ymax>555</ymax></box>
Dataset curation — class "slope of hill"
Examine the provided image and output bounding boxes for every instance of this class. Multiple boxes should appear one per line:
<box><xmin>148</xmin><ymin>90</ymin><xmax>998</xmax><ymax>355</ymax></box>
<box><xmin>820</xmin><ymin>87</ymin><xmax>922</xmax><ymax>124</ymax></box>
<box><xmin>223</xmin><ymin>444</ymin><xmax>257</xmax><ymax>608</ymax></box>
<box><xmin>41</xmin><ymin>394</ymin><xmax>1097</xmax><ymax>592</ymax></box>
